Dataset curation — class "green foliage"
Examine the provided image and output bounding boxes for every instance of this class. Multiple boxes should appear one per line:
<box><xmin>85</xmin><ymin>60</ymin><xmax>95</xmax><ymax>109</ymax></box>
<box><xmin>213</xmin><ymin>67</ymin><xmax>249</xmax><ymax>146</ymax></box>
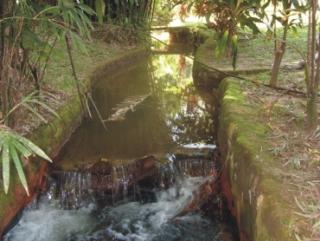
<box><xmin>0</xmin><ymin>0</ymin><xmax>96</xmax><ymax>94</ymax></box>
<box><xmin>0</xmin><ymin>0</ymin><xmax>97</xmax><ymax>195</ymax></box>
<box><xmin>267</xmin><ymin>0</ymin><xmax>307</xmax><ymax>32</ymax></box>
<box><xmin>177</xmin><ymin>0</ymin><xmax>263</xmax><ymax>69</ymax></box>
<box><xmin>0</xmin><ymin>90</ymin><xmax>59</xmax><ymax>195</ymax></box>
<box><xmin>95</xmin><ymin>0</ymin><xmax>106</xmax><ymax>24</ymax></box>
<box><xmin>267</xmin><ymin>0</ymin><xmax>307</xmax><ymax>87</ymax></box>
<box><xmin>6</xmin><ymin>91</ymin><xmax>60</xmax><ymax>124</ymax></box>
<box><xmin>103</xmin><ymin>0</ymin><xmax>155</xmax><ymax>27</ymax></box>
<box><xmin>0</xmin><ymin>126</ymin><xmax>52</xmax><ymax>195</ymax></box>
<box><xmin>152</xmin><ymin>1</ymin><xmax>173</xmax><ymax>25</ymax></box>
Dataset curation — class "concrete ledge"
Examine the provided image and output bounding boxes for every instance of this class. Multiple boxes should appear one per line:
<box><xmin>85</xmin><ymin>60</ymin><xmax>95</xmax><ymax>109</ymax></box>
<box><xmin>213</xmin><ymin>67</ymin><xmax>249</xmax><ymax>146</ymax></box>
<box><xmin>218</xmin><ymin>78</ymin><xmax>298</xmax><ymax>241</ymax></box>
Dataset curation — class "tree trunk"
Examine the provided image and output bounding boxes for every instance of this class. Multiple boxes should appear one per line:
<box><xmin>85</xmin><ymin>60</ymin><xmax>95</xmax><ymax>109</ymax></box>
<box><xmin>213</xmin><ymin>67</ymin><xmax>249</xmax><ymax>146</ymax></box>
<box><xmin>307</xmin><ymin>37</ymin><xmax>319</xmax><ymax>130</ymax></box>
<box><xmin>306</xmin><ymin>0</ymin><xmax>319</xmax><ymax>130</ymax></box>
<box><xmin>270</xmin><ymin>24</ymin><xmax>288</xmax><ymax>87</ymax></box>
<box><xmin>270</xmin><ymin>49</ymin><xmax>283</xmax><ymax>87</ymax></box>
<box><xmin>307</xmin><ymin>9</ymin><xmax>312</xmax><ymax>85</ymax></box>
<box><xmin>0</xmin><ymin>0</ymin><xmax>15</xmax><ymax>124</ymax></box>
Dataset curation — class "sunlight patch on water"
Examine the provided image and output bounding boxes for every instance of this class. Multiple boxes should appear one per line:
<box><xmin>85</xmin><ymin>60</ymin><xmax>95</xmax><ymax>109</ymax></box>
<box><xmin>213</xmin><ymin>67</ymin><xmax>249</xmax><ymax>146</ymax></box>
<box><xmin>182</xmin><ymin>143</ymin><xmax>216</xmax><ymax>149</ymax></box>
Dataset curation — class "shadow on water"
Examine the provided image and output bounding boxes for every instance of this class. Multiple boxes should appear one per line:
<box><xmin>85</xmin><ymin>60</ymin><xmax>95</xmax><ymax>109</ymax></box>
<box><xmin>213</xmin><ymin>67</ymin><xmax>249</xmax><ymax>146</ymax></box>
<box><xmin>4</xmin><ymin>52</ymin><xmax>239</xmax><ymax>241</ymax></box>
<box><xmin>56</xmin><ymin>61</ymin><xmax>172</xmax><ymax>170</ymax></box>
<box><xmin>55</xmin><ymin>54</ymin><xmax>216</xmax><ymax>170</ymax></box>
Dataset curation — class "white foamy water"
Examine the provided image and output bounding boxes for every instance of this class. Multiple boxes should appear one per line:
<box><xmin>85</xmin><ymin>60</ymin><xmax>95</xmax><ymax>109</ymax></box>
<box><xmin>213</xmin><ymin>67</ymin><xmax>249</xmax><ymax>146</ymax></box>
<box><xmin>4</xmin><ymin>200</ymin><xmax>97</xmax><ymax>241</ymax></box>
<box><xmin>4</xmin><ymin>176</ymin><xmax>222</xmax><ymax>241</ymax></box>
<box><xmin>182</xmin><ymin>143</ymin><xmax>216</xmax><ymax>150</ymax></box>
<box><xmin>86</xmin><ymin>176</ymin><xmax>220</xmax><ymax>241</ymax></box>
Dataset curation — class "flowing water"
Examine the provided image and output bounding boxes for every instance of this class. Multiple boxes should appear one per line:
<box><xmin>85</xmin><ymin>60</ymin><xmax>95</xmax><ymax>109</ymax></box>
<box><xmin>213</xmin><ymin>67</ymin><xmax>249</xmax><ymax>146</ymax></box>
<box><xmin>4</xmin><ymin>52</ymin><xmax>238</xmax><ymax>241</ymax></box>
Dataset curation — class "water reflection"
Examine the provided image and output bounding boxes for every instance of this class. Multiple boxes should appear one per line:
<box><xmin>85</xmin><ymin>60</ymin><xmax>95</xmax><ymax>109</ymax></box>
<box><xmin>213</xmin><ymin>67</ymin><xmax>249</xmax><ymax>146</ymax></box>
<box><xmin>151</xmin><ymin>54</ymin><xmax>214</xmax><ymax>145</ymax></box>
<box><xmin>56</xmin><ymin>54</ymin><xmax>214</xmax><ymax>170</ymax></box>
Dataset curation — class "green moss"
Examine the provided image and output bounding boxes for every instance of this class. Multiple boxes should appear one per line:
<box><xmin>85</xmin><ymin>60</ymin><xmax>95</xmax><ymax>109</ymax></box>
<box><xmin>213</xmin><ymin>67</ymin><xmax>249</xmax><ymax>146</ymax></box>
<box><xmin>218</xmin><ymin>78</ymin><xmax>297</xmax><ymax>241</ymax></box>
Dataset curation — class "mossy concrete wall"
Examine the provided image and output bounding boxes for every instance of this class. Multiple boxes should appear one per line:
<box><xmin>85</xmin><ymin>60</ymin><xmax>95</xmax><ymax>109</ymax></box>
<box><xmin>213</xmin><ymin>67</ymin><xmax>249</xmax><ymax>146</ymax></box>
<box><xmin>192</xmin><ymin>36</ymin><xmax>303</xmax><ymax>239</ymax></box>
<box><xmin>218</xmin><ymin>78</ymin><xmax>297</xmax><ymax>241</ymax></box>
<box><xmin>0</xmin><ymin>47</ymin><xmax>150</xmax><ymax>237</ymax></box>
<box><xmin>193</xmin><ymin>38</ymin><xmax>226</xmax><ymax>89</ymax></box>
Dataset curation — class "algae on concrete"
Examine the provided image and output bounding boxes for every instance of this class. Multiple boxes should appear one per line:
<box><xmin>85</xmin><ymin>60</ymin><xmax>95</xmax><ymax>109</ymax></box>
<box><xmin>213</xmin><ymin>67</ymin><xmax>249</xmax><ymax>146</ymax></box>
<box><xmin>218</xmin><ymin>78</ymin><xmax>301</xmax><ymax>241</ymax></box>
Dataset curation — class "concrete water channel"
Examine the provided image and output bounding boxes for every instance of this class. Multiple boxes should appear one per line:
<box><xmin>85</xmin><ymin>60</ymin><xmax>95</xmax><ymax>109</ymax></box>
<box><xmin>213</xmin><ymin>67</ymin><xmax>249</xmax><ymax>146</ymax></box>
<box><xmin>4</xmin><ymin>43</ymin><xmax>240</xmax><ymax>241</ymax></box>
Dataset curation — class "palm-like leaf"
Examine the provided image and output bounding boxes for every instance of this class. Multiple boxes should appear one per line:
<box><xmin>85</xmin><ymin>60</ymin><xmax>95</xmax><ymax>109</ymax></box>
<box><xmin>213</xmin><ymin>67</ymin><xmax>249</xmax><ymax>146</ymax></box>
<box><xmin>0</xmin><ymin>126</ymin><xmax>52</xmax><ymax>195</ymax></box>
<box><xmin>5</xmin><ymin>91</ymin><xmax>59</xmax><ymax>124</ymax></box>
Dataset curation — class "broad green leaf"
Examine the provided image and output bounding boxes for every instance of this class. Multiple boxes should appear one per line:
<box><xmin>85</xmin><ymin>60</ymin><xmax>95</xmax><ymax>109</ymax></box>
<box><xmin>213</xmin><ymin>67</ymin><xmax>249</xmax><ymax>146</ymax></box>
<box><xmin>78</xmin><ymin>3</ymin><xmax>96</xmax><ymax>15</ymax></box>
<box><xmin>0</xmin><ymin>127</ymin><xmax>53</xmax><ymax>195</ymax></box>
<box><xmin>14</xmin><ymin>135</ymin><xmax>52</xmax><ymax>163</ymax></box>
<box><xmin>12</xmin><ymin>140</ymin><xmax>32</xmax><ymax>158</ymax></box>
<box><xmin>2</xmin><ymin>143</ymin><xmax>10</xmax><ymax>194</ymax></box>
<box><xmin>60</xmin><ymin>0</ymin><xmax>75</xmax><ymax>9</ymax></box>
<box><xmin>215</xmin><ymin>31</ymin><xmax>229</xmax><ymax>57</ymax></box>
<box><xmin>10</xmin><ymin>145</ymin><xmax>29</xmax><ymax>196</ymax></box>
<box><xmin>95</xmin><ymin>0</ymin><xmax>106</xmax><ymax>24</ymax></box>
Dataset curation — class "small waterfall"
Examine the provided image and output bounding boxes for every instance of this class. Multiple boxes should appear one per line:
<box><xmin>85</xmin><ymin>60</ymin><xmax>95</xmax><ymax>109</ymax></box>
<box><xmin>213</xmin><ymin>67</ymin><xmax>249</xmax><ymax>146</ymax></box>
<box><xmin>4</xmin><ymin>146</ymin><xmax>234</xmax><ymax>241</ymax></box>
<box><xmin>49</xmin><ymin>171</ymin><xmax>94</xmax><ymax>209</ymax></box>
<box><xmin>111</xmin><ymin>165</ymin><xmax>132</xmax><ymax>203</ymax></box>
<box><xmin>175</xmin><ymin>157</ymin><xmax>215</xmax><ymax>177</ymax></box>
<box><xmin>159</xmin><ymin>154</ymin><xmax>178</xmax><ymax>189</ymax></box>
<box><xmin>158</xmin><ymin>147</ymin><xmax>216</xmax><ymax>189</ymax></box>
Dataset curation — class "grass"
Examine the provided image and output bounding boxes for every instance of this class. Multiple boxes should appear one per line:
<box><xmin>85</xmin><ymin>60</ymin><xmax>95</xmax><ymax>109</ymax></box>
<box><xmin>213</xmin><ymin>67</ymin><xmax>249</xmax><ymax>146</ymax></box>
<box><xmin>196</xmin><ymin>26</ymin><xmax>308</xmax><ymax>72</ymax></box>
<box><xmin>245</xmin><ymin>70</ymin><xmax>307</xmax><ymax>90</ymax></box>
<box><xmin>241</xmin><ymin>27</ymin><xmax>308</xmax><ymax>61</ymax></box>
<box><xmin>44</xmin><ymin>37</ymin><xmax>127</xmax><ymax>93</ymax></box>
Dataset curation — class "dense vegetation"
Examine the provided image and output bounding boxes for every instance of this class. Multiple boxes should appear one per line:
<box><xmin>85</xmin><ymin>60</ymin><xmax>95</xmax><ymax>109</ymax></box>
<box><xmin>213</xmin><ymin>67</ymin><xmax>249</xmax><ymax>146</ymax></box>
<box><xmin>170</xmin><ymin>0</ymin><xmax>319</xmax><ymax>128</ymax></box>
<box><xmin>0</xmin><ymin>0</ymin><xmax>155</xmax><ymax>194</ymax></box>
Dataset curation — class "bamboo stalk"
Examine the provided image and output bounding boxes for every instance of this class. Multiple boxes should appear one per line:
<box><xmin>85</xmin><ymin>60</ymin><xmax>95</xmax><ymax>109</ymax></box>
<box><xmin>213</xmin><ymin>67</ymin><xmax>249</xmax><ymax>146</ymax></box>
<box><xmin>65</xmin><ymin>34</ymin><xmax>86</xmax><ymax>115</ymax></box>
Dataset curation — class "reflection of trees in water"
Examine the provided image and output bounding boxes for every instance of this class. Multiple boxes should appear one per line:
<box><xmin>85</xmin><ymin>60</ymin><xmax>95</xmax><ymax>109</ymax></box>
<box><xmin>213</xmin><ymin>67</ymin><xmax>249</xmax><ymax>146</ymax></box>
<box><xmin>171</xmin><ymin>114</ymin><xmax>214</xmax><ymax>144</ymax></box>
<box><xmin>169</xmin><ymin>87</ymin><xmax>214</xmax><ymax>144</ymax></box>
<box><xmin>178</xmin><ymin>55</ymin><xmax>187</xmax><ymax>76</ymax></box>
<box><xmin>150</xmin><ymin>54</ymin><xmax>214</xmax><ymax>144</ymax></box>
